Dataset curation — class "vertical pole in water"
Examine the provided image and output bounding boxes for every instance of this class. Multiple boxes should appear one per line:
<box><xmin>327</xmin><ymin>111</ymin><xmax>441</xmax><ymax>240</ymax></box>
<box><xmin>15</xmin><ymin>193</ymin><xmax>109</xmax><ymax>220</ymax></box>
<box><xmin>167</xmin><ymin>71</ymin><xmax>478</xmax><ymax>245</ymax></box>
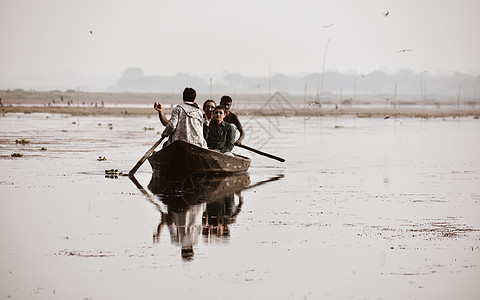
<box><xmin>424</xmin><ymin>73</ymin><xmax>428</xmax><ymax>105</ymax></box>
<box><xmin>394</xmin><ymin>83</ymin><xmax>398</xmax><ymax>110</ymax></box>
<box><xmin>340</xmin><ymin>87</ymin><xmax>343</xmax><ymax>105</ymax></box>
<box><xmin>353</xmin><ymin>77</ymin><xmax>357</xmax><ymax>106</ymax></box>
<box><xmin>319</xmin><ymin>39</ymin><xmax>330</xmax><ymax>107</ymax></box>
<box><xmin>420</xmin><ymin>73</ymin><xmax>424</xmax><ymax>103</ymax></box>
<box><xmin>421</xmin><ymin>70</ymin><xmax>428</xmax><ymax>109</ymax></box>
<box><xmin>457</xmin><ymin>82</ymin><xmax>461</xmax><ymax>109</ymax></box>
<box><xmin>420</xmin><ymin>73</ymin><xmax>424</xmax><ymax>110</ymax></box>
<box><xmin>303</xmin><ymin>83</ymin><xmax>307</xmax><ymax>110</ymax></box>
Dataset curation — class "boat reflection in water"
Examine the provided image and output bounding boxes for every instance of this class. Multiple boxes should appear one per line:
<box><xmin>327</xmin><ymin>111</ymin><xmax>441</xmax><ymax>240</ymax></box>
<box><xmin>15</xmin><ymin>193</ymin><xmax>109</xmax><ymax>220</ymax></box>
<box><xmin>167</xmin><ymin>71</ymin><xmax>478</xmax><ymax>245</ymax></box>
<box><xmin>130</xmin><ymin>172</ymin><xmax>283</xmax><ymax>259</ymax></box>
<box><xmin>149</xmin><ymin>172</ymin><xmax>251</xmax><ymax>259</ymax></box>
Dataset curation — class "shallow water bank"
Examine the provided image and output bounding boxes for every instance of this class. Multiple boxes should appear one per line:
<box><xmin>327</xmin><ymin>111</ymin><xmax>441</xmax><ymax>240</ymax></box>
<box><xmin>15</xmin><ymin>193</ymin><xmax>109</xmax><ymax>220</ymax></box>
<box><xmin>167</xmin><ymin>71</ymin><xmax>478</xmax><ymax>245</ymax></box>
<box><xmin>2</xmin><ymin>104</ymin><xmax>480</xmax><ymax>118</ymax></box>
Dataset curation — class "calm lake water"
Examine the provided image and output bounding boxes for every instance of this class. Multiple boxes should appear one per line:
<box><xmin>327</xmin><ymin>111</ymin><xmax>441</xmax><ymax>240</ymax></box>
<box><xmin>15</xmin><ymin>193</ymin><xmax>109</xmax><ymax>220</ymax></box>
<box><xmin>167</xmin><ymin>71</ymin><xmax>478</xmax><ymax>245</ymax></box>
<box><xmin>1</xmin><ymin>113</ymin><xmax>479</xmax><ymax>299</ymax></box>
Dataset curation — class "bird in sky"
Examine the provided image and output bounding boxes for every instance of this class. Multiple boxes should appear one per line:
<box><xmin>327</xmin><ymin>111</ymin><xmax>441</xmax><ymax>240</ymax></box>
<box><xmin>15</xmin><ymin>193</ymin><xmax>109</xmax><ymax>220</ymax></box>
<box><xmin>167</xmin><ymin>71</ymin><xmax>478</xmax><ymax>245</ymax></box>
<box><xmin>383</xmin><ymin>11</ymin><xmax>390</xmax><ymax>17</ymax></box>
<box><xmin>397</xmin><ymin>49</ymin><xmax>413</xmax><ymax>53</ymax></box>
<box><xmin>89</xmin><ymin>30</ymin><xmax>93</xmax><ymax>34</ymax></box>
<box><xmin>322</xmin><ymin>23</ymin><xmax>334</xmax><ymax>29</ymax></box>
<box><xmin>360</xmin><ymin>73</ymin><xmax>367</xmax><ymax>78</ymax></box>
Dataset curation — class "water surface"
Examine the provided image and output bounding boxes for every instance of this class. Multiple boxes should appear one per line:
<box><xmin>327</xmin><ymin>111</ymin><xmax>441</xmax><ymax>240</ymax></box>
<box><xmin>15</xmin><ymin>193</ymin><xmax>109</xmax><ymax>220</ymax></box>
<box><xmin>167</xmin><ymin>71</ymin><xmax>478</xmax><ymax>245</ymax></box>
<box><xmin>1</xmin><ymin>113</ymin><xmax>479</xmax><ymax>299</ymax></box>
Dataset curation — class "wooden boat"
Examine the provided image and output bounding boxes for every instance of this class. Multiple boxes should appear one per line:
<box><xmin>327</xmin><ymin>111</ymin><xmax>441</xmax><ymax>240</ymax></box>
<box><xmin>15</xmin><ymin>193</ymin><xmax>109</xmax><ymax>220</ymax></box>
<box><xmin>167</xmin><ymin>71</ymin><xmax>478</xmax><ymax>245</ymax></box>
<box><xmin>147</xmin><ymin>140</ymin><xmax>251</xmax><ymax>177</ymax></box>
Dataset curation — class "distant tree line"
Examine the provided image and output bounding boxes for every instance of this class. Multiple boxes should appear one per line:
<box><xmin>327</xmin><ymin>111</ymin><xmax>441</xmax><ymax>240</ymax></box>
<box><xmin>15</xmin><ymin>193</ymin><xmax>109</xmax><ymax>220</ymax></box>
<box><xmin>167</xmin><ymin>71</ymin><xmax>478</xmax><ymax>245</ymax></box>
<box><xmin>108</xmin><ymin>67</ymin><xmax>480</xmax><ymax>98</ymax></box>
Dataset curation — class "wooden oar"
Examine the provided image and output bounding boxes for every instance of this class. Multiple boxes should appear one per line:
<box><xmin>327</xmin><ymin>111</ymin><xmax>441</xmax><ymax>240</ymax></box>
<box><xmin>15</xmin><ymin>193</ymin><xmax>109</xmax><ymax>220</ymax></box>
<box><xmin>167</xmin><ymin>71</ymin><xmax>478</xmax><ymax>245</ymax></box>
<box><xmin>129</xmin><ymin>136</ymin><xmax>166</xmax><ymax>175</ymax></box>
<box><xmin>237</xmin><ymin>144</ymin><xmax>285</xmax><ymax>162</ymax></box>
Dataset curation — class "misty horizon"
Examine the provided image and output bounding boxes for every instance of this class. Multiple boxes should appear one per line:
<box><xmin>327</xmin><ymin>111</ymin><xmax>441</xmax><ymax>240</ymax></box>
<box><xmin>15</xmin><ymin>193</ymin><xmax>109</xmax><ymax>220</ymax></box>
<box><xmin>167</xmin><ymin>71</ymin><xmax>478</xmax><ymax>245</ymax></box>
<box><xmin>1</xmin><ymin>67</ymin><xmax>479</xmax><ymax>99</ymax></box>
<box><xmin>2</xmin><ymin>0</ymin><xmax>479</xmax><ymax>97</ymax></box>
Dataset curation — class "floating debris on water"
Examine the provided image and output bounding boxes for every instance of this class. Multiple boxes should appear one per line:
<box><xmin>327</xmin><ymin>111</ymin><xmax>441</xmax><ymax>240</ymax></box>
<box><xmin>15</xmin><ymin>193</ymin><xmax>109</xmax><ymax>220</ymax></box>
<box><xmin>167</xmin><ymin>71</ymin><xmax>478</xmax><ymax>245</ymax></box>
<box><xmin>105</xmin><ymin>169</ymin><xmax>118</xmax><ymax>174</ymax></box>
<box><xmin>11</xmin><ymin>153</ymin><xmax>23</xmax><ymax>157</ymax></box>
<box><xmin>105</xmin><ymin>169</ymin><xmax>122</xmax><ymax>179</ymax></box>
<box><xmin>15</xmin><ymin>138</ymin><xmax>30</xmax><ymax>144</ymax></box>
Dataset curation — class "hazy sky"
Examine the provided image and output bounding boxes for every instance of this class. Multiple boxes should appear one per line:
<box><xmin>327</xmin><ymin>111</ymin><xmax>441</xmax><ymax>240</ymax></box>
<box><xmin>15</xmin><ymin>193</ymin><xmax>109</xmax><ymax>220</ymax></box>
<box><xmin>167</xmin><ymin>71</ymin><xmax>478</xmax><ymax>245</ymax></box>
<box><xmin>1</xmin><ymin>0</ymin><xmax>479</xmax><ymax>79</ymax></box>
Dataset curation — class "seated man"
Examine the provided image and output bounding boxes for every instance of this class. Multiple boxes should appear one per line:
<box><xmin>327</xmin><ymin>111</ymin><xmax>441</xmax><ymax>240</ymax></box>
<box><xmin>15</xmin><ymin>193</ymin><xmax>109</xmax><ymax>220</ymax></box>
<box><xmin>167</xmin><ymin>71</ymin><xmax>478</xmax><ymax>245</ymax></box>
<box><xmin>203</xmin><ymin>105</ymin><xmax>235</xmax><ymax>153</ymax></box>
<box><xmin>220</xmin><ymin>95</ymin><xmax>245</xmax><ymax>145</ymax></box>
<box><xmin>202</xmin><ymin>99</ymin><xmax>216</xmax><ymax>126</ymax></box>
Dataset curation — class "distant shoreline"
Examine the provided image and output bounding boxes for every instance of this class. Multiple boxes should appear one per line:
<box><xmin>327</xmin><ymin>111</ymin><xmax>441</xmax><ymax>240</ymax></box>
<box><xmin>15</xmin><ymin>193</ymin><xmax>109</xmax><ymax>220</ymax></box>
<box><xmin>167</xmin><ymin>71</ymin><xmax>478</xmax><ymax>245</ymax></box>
<box><xmin>2</xmin><ymin>105</ymin><xmax>479</xmax><ymax>118</ymax></box>
<box><xmin>1</xmin><ymin>90</ymin><xmax>479</xmax><ymax>118</ymax></box>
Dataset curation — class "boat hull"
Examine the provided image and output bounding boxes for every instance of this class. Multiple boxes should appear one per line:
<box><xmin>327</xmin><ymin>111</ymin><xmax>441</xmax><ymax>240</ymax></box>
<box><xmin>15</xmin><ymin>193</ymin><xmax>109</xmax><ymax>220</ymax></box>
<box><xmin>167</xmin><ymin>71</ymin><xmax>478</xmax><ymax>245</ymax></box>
<box><xmin>148</xmin><ymin>140</ymin><xmax>251</xmax><ymax>177</ymax></box>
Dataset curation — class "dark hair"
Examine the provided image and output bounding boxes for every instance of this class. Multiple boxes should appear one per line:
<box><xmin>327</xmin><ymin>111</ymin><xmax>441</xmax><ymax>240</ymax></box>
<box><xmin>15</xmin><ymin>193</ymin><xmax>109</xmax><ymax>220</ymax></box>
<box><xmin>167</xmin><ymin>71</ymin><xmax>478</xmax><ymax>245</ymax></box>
<box><xmin>214</xmin><ymin>105</ymin><xmax>226</xmax><ymax>113</ymax></box>
<box><xmin>183</xmin><ymin>87</ymin><xmax>196</xmax><ymax>102</ymax></box>
<box><xmin>203</xmin><ymin>99</ymin><xmax>216</xmax><ymax>109</ymax></box>
<box><xmin>220</xmin><ymin>95</ymin><xmax>232</xmax><ymax>104</ymax></box>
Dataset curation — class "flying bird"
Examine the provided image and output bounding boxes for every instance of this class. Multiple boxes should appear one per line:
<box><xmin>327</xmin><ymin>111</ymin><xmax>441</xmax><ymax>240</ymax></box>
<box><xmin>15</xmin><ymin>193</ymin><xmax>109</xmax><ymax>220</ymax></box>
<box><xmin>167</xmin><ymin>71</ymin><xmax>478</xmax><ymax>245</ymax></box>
<box><xmin>397</xmin><ymin>49</ymin><xmax>413</xmax><ymax>53</ymax></box>
<box><xmin>383</xmin><ymin>11</ymin><xmax>390</xmax><ymax>17</ymax></box>
<box><xmin>322</xmin><ymin>23</ymin><xmax>334</xmax><ymax>29</ymax></box>
<box><xmin>360</xmin><ymin>73</ymin><xmax>367</xmax><ymax>78</ymax></box>
<box><xmin>89</xmin><ymin>30</ymin><xmax>93</xmax><ymax>34</ymax></box>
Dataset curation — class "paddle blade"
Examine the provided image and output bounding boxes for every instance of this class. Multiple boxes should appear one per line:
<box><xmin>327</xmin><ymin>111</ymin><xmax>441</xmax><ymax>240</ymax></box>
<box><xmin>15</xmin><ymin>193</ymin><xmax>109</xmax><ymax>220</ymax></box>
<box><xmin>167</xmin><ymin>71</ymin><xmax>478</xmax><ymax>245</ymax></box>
<box><xmin>129</xmin><ymin>136</ymin><xmax>165</xmax><ymax>175</ymax></box>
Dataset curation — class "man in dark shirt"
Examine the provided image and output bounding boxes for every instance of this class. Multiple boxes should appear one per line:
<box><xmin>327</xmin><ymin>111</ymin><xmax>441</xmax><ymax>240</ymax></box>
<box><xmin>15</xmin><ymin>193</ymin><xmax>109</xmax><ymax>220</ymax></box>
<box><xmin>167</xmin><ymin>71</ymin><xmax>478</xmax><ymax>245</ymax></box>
<box><xmin>203</xmin><ymin>105</ymin><xmax>235</xmax><ymax>153</ymax></box>
<box><xmin>220</xmin><ymin>95</ymin><xmax>245</xmax><ymax>145</ymax></box>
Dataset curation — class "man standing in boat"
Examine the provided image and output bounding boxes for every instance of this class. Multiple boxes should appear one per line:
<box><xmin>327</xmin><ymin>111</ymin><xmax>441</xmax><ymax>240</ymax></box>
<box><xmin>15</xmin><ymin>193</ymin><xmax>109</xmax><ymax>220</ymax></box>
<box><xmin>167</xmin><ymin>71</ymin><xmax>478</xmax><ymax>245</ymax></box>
<box><xmin>203</xmin><ymin>105</ymin><xmax>235</xmax><ymax>153</ymax></box>
<box><xmin>220</xmin><ymin>95</ymin><xmax>245</xmax><ymax>146</ymax></box>
<box><xmin>156</xmin><ymin>87</ymin><xmax>207</xmax><ymax>148</ymax></box>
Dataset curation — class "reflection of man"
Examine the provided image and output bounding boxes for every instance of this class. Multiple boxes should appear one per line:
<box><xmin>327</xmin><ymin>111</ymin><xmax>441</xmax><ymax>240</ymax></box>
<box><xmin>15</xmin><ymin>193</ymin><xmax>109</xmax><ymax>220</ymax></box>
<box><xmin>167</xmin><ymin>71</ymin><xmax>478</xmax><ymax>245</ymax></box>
<box><xmin>166</xmin><ymin>203</ymin><xmax>206</xmax><ymax>258</ymax></box>
<box><xmin>203</xmin><ymin>192</ymin><xmax>243</xmax><ymax>237</ymax></box>
<box><xmin>157</xmin><ymin>87</ymin><xmax>207</xmax><ymax>148</ymax></box>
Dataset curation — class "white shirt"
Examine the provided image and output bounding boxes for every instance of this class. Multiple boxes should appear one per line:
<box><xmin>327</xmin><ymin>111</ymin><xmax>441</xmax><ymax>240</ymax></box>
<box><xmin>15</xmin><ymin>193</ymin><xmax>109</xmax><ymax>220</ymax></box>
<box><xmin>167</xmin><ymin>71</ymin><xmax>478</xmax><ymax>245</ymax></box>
<box><xmin>162</xmin><ymin>102</ymin><xmax>207</xmax><ymax>148</ymax></box>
